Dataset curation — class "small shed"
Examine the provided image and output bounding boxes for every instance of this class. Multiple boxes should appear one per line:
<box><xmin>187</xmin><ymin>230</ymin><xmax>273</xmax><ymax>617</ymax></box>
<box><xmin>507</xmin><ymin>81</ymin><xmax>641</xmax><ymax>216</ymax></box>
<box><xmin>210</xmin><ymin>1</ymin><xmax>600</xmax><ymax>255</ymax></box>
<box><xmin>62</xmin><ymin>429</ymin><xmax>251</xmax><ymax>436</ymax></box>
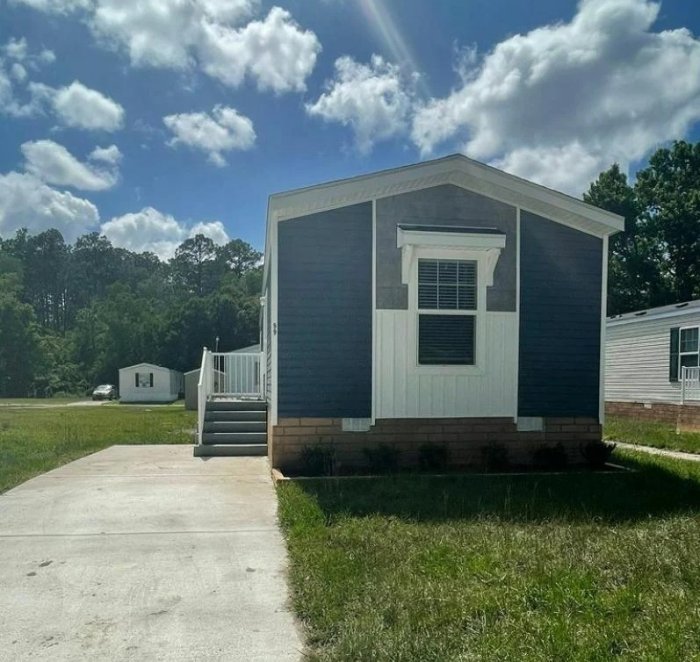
<box><xmin>119</xmin><ymin>363</ymin><xmax>183</xmax><ymax>403</ymax></box>
<box><xmin>184</xmin><ymin>369</ymin><xmax>200</xmax><ymax>411</ymax></box>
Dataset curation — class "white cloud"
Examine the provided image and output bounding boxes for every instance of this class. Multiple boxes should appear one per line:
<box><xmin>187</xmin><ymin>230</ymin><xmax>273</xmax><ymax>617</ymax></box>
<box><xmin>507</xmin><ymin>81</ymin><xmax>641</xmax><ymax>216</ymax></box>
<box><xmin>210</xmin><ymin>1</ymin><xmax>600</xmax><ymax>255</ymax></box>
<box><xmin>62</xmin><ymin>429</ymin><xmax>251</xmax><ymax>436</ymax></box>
<box><xmin>89</xmin><ymin>144</ymin><xmax>122</xmax><ymax>165</ymax></box>
<box><xmin>0</xmin><ymin>171</ymin><xmax>99</xmax><ymax>241</ymax></box>
<box><xmin>0</xmin><ymin>68</ymin><xmax>40</xmax><ymax>117</ymax></box>
<box><xmin>0</xmin><ymin>38</ymin><xmax>56</xmax><ymax>117</ymax></box>
<box><xmin>0</xmin><ymin>41</ymin><xmax>120</xmax><ymax>131</ymax></box>
<box><xmin>100</xmin><ymin>207</ymin><xmax>229</xmax><ymax>259</ymax></box>
<box><xmin>306</xmin><ymin>54</ymin><xmax>414</xmax><ymax>154</ymax></box>
<box><xmin>3</xmin><ymin>37</ymin><xmax>28</xmax><ymax>61</ymax></box>
<box><xmin>197</xmin><ymin>6</ymin><xmax>321</xmax><ymax>92</ymax></box>
<box><xmin>15</xmin><ymin>0</ymin><xmax>319</xmax><ymax>93</ymax></box>
<box><xmin>38</xmin><ymin>49</ymin><xmax>56</xmax><ymax>65</ymax></box>
<box><xmin>411</xmin><ymin>0</ymin><xmax>700</xmax><ymax>195</ymax></box>
<box><xmin>198</xmin><ymin>0</ymin><xmax>258</xmax><ymax>23</ymax></box>
<box><xmin>8</xmin><ymin>0</ymin><xmax>93</xmax><ymax>14</ymax></box>
<box><xmin>164</xmin><ymin>105</ymin><xmax>255</xmax><ymax>166</ymax></box>
<box><xmin>90</xmin><ymin>0</ymin><xmax>204</xmax><ymax>69</ymax></box>
<box><xmin>2</xmin><ymin>37</ymin><xmax>55</xmax><ymax>69</ymax></box>
<box><xmin>0</xmin><ymin>67</ymin><xmax>13</xmax><ymax>110</ymax></box>
<box><xmin>50</xmin><ymin>81</ymin><xmax>124</xmax><ymax>131</ymax></box>
<box><xmin>21</xmin><ymin>139</ymin><xmax>120</xmax><ymax>191</ymax></box>
<box><xmin>190</xmin><ymin>220</ymin><xmax>229</xmax><ymax>244</ymax></box>
<box><xmin>492</xmin><ymin>144</ymin><xmax>614</xmax><ymax>198</ymax></box>
<box><xmin>11</xmin><ymin>63</ymin><xmax>27</xmax><ymax>82</ymax></box>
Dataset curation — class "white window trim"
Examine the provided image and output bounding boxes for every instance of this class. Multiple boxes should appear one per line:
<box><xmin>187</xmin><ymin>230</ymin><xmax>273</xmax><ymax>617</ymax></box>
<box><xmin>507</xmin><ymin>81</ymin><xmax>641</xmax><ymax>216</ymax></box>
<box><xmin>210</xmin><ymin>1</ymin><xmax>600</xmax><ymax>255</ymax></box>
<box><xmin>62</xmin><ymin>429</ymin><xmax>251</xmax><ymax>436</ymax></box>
<box><xmin>679</xmin><ymin>325</ymin><xmax>700</xmax><ymax>372</ymax></box>
<box><xmin>399</xmin><ymin>240</ymin><xmax>504</xmax><ymax>376</ymax></box>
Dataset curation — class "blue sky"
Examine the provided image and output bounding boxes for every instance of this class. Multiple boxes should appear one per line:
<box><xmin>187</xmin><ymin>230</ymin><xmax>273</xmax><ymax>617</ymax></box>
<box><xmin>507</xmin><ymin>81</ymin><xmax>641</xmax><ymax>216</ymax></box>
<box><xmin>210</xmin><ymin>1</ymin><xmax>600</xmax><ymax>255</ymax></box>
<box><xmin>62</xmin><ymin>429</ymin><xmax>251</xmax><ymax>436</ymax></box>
<box><xmin>1</xmin><ymin>0</ymin><xmax>700</xmax><ymax>257</ymax></box>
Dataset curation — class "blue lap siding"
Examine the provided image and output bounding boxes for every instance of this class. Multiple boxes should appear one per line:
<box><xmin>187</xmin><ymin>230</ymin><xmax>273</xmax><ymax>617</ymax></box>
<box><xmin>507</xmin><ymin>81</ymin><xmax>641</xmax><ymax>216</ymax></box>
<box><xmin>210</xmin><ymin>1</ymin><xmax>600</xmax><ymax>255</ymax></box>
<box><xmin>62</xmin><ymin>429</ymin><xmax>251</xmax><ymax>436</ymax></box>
<box><xmin>277</xmin><ymin>203</ymin><xmax>372</xmax><ymax>418</ymax></box>
<box><xmin>518</xmin><ymin>211</ymin><xmax>602</xmax><ymax>418</ymax></box>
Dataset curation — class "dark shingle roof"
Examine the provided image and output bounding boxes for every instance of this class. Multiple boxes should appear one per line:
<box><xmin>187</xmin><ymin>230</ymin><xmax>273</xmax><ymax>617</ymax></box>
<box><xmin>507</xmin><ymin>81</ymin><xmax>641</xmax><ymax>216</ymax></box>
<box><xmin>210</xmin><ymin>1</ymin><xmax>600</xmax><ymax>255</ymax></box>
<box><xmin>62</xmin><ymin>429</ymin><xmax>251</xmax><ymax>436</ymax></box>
<box><xmin>607</xmin><ymin>299</ymin><xmax>700</xmax><ymax>321</ymax></box>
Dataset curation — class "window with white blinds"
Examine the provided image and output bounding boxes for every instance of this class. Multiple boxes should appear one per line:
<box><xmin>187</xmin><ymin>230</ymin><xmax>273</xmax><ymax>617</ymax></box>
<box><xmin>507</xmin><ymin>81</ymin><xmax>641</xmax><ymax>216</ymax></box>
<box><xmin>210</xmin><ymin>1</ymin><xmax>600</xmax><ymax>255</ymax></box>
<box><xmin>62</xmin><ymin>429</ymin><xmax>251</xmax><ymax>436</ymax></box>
<box><xmin>418</xmin><ymin>259</ymin><xmax>477</xmax><ymax>310</ymax></box>
<box><xmin>417</xmin><ymin>259</ymin><xmax>477</xmax><ymax>365</ymax></box>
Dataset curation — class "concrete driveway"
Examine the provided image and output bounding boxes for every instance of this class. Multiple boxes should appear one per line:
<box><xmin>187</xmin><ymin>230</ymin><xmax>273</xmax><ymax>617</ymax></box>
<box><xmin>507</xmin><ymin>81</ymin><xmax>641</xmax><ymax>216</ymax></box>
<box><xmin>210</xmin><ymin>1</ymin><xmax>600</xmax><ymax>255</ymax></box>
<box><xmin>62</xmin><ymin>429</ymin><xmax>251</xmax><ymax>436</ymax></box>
<box><xmin>0</xmin><ymin>446</ymin><xmax>303</xmax><ymax>661</ymax></box>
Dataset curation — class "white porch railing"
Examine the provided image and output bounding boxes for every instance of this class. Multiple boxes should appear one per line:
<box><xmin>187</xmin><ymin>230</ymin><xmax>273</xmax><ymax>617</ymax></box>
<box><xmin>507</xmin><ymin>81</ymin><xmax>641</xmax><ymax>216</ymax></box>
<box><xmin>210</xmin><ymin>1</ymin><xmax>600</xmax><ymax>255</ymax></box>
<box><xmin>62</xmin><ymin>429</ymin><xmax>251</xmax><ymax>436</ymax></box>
<box><xmin>681</xmin><ymin>366</ymin><xmax>700</xmax><ymax>404</ymax></box>
<box><xmin>196</xmin><ymin>347</ymin><xmax>212</xmax><ymax>447</ymax></box>
<box><xmin>210</xmin><ymin>352</ymin><xmax>262</xmax><ymax>398</ymax></box>
<box><xmin>196</xmin><ymin>348</ymin><xmax>264</xmax><ymax>446</ymax></box>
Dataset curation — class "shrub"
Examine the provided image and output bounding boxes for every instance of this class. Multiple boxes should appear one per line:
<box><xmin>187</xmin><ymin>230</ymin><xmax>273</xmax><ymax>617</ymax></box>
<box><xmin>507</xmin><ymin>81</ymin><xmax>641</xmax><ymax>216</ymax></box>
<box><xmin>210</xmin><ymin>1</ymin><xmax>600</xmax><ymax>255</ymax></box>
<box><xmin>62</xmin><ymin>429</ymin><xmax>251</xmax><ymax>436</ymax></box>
<box><xmin>580</xmin><ymin>440</ymin><xmax>617</xmax><ymax>468</ymax></box>
<box><xmin>532</xmin><ymin>443</ymin><xmax>568</xmax><ymax>471</ymax></box>
<box><xmin>299</xmin><ymin>443</ymin><xmax>336</xmax><ymax>477</ymax></box>
<box><xmin>363</xmin><ymin>443</ymin><xmax>400</xmax><ymax>474</ymax></box>
<box><xmin>480</xmin><ymin>443</ymin><xmax>510</xmax><ymax>472</ymax></box>
<box><xmin>418</xmin><ymin>443</ymin><xmax>449</xmax><ymax>472</ymax></box>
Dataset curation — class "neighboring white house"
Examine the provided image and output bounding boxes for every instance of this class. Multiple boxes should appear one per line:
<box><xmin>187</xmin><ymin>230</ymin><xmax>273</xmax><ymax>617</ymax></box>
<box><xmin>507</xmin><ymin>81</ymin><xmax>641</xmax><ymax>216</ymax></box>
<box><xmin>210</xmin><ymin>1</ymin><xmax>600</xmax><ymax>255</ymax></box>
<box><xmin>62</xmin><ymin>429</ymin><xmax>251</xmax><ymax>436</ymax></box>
<box><xmin>606</xmin><ymin>299</ymin><xmax>700</xmax><ymax>405</ymax></box>
<box><xmin>119</xmin><ymin>363</ymin><xmax>183</xmax><ymax>403</ymax></box>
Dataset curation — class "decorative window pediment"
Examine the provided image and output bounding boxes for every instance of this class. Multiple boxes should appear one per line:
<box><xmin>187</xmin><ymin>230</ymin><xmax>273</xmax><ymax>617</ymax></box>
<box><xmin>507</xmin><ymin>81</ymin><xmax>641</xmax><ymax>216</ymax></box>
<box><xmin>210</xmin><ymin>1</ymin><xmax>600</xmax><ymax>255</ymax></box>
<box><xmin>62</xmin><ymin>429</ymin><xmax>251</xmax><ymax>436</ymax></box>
<box><xmin>397</xmin><ymin>225</ymin><xmax>505</xmax><ymax>287</ymax></box>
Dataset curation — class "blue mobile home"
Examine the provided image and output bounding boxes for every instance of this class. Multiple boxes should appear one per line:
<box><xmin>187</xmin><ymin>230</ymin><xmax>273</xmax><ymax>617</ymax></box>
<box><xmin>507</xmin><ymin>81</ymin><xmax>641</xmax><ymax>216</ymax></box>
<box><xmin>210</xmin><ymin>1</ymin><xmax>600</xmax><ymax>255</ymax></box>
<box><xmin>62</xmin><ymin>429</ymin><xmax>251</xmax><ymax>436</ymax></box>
<box><xmin>201</xmin><ymin>155</ymin><xmax>623</xmax><ymax>467</ymax></box>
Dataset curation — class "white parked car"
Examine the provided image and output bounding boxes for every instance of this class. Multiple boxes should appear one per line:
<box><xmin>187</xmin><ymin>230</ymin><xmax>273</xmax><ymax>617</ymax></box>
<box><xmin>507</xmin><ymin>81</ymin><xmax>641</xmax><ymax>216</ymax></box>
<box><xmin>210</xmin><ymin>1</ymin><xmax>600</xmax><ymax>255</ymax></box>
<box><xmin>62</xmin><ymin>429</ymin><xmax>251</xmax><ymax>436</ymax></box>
<box><xmin>92</xmin><ymin>384</ymin><xmax>118</xmax><ymax>400</ymax></box>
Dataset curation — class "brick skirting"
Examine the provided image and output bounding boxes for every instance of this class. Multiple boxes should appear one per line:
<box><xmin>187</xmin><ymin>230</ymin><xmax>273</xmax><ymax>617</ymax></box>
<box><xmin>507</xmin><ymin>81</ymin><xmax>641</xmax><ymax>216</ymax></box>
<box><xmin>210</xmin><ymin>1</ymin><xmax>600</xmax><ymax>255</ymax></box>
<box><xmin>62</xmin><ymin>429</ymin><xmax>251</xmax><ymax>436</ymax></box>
<box><xmin>269</xmin><ymin>416</ymin><xmax>602</xmax><ymax>474</ymax></box>
<box><xmin>606</xmin><ymin>400</ymin><xmax>700</xmax><ymax>429</ymax></box>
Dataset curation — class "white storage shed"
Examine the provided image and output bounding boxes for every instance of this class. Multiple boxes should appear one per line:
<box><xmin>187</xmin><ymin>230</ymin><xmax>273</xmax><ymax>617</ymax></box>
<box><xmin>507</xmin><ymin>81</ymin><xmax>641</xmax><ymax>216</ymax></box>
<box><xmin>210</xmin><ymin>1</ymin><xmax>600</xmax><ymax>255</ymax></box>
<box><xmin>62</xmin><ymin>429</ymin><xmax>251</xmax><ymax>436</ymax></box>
<box><xmin>119</xmin><ymin>363</ymin><xmax>183</xmax><ymax>403</ymax></box>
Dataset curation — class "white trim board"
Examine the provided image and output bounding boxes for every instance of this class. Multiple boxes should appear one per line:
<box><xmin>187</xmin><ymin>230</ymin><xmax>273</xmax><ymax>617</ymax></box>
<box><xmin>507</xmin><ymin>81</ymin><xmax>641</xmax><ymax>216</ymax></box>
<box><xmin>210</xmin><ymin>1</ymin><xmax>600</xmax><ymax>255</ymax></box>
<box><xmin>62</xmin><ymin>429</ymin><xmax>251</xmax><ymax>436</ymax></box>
<box><xmin>513</xmin><ymin>207</ymin><xmax>521</xmax><ymax>422</ymax></box>
<box><xmin>599</xmin><ymin>234</ymin><xmax>609</xmax><ymax>424</ymax></box>
<box><xmin>270</xmin><ymin>214</ymin><xmax>279</xmax><ymax>425</ymax></box>
<box><xmin>371</xmin><ymin>199</ymin><xmax>377</xmax><ymax>426</ymax></box>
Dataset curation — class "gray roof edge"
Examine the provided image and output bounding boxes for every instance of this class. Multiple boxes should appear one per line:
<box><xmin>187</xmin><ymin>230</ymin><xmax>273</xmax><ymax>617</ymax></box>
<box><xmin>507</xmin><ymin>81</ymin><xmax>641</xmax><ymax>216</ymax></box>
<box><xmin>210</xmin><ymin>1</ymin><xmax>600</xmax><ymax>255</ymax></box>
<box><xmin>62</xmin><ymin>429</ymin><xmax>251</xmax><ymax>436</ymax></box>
<box><xmin>607</xmin><ymin>299</ymin><xmax>700</xmax><ymax>324</ymax></box>
<box><xmin>119</xmin><ymin>362</ymin><xmax>183</xmax><ymax>373</ymax></box>
<box><xmin>267</xmin><ymin>153</ymin><xmax>625</xmax><ymax>230</ymax></box>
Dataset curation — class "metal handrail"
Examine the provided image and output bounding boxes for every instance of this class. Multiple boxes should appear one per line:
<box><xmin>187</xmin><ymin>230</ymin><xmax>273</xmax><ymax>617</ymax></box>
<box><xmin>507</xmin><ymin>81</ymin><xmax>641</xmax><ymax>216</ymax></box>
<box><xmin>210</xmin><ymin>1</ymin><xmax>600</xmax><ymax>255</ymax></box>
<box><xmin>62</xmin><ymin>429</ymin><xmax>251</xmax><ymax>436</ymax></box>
<box><xmin>196</xmin><ymin>347</ymin><xmax>210</xmax><ymax>446</ymax></box>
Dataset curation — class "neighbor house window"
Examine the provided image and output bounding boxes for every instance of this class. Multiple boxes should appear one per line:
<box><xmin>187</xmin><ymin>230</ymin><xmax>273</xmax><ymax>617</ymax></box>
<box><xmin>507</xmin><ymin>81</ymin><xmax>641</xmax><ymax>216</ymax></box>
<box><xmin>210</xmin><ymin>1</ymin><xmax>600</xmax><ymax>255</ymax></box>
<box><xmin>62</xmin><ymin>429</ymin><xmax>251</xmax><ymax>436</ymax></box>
<box><xmin>670</xmin><ymin>326</ymin><xmax>700</xmax><ymax>381</ymax></box>
<box><xmin>417</xmin><ymin>259</ymin><xmax>477</xmax><ymax>365</ymax></box>
<box><xmin>680</xmin><ymin>327</ymin><xmax>699</xmax><ymax>370</ymax></box>
<box><xmin>135</xmin><ymin>372</ymin><xmax>154</xmax><ymax>388</ymax></box>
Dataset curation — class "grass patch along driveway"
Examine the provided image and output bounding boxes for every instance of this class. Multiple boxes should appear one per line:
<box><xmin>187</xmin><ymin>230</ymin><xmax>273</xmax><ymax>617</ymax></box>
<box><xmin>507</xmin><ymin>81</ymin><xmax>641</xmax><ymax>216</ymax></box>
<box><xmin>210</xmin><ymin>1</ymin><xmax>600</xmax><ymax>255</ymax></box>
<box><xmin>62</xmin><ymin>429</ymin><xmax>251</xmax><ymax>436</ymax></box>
<box><xmin>278</xmin><ymin>452</ymin><xmax>700</xmax><ymax>661</ymax></box>
<box><xmin>606</xmin><ymin>415</ymin><xmax>700</xmax><ymax>454</ymax></box>
<box><xmin>0</xmin><ymin>403</ymin><xmax>195</xmax><ymax>493</ymax></box>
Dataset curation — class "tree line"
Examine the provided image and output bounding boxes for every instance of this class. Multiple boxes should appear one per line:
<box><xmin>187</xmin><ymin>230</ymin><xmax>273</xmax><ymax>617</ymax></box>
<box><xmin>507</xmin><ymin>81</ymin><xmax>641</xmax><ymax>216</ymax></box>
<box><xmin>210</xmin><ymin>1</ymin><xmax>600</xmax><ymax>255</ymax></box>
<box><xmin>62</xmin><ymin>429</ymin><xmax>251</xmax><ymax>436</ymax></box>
<box><xmin>0</xmin><ymin>230</ymin><xmax>261</xmax><ymax>397</ymax></box>
<box><xmin>585</xmin><ymin>141</ymin><xmax>700</xmax><ymax>315</ymax></box>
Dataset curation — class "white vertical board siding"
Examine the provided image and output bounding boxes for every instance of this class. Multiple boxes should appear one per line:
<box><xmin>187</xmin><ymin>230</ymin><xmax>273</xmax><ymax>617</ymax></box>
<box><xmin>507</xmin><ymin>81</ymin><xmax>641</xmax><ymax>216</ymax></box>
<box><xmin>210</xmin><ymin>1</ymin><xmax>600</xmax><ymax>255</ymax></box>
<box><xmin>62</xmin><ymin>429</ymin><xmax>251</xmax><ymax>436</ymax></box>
<box><xmin>376</xmin><ymin>310</ymin><xmax>518</xmax><ymax>418</ymax></box>
<box><xmin>605</xmin><ymin>312</ymin><xmax>700</xmax><ymax>403</ymax></box>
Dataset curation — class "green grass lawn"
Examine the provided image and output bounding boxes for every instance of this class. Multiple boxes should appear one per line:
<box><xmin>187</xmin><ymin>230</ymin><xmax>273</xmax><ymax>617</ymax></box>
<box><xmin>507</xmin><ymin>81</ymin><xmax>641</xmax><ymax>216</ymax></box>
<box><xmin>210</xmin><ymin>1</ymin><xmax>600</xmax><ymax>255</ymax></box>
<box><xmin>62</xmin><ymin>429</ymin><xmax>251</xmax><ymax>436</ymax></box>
<box><xmin>278</xmin><ymin>451</ymin><xmax>700</xmax><ymax>661</ymax></box>
<box><xmin>605</xmin><ymin>415</ymin><xmax>700</xmax><ymax>454</ymax></box>
<box><xmin>0</xmin><ymin>404</ymin><xmax>195</xmax><ymax>493</ymax></box>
